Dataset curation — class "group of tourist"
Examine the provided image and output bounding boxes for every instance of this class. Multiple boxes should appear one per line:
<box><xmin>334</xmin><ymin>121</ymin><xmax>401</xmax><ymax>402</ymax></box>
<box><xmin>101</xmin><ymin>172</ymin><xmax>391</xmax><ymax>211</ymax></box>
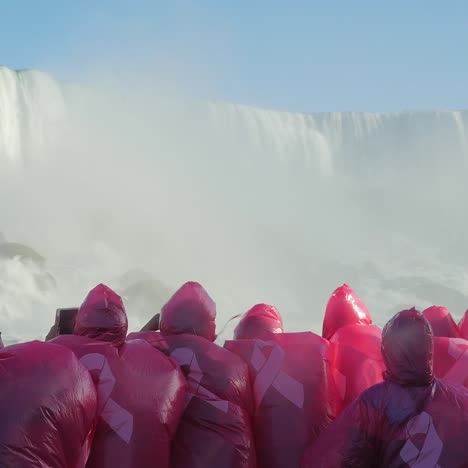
<box><xmin>1</xmin><ymin>281</ymin><xmax>468</xmax><ymax>467</ymax></box>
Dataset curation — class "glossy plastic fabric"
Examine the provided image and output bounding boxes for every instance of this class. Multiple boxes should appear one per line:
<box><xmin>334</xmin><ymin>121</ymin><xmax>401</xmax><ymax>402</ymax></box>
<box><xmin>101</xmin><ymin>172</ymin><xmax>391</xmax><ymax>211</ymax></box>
<box><xmin>74</xmin><ymin>283</ymin><xmax>128</xmax><ymax>346</ymax></box>
<box><xmin>381</xmin><ymin>308</ymin><xmax>433</xmax><ymax>386</ymax></box>
<box><xmin>129</xmin><ymin>331</ymin><xmax>256</xmax><ymax>468</ymax></box>
<box><xmin>225</xmin><ymin>332</ymin><xmax>337</xmax><ymax>468</ymax></box>
<box><xmin>433</xmin><ymin>337</ymin><xmax>468</xmax><ymax>388</ymax></box>
<box><xmin>423</xmin><ymin>305</ymin><xmax>460</xmax><ymax>338</ymax></box>
<box><xmin>54</xmin><ymin>335</ymin><xmax>186</xmax><ymax>468</ymax></box>
<box><xmin>234</xmin><ymin>303</ymin><xmax>283</xmax><ymax>340</ymax></box>
<box><xmin>160</xmin><ymin>281</ymin><xmax>217</xmax><ymax>342</ymax></box>
<box><xmin>0</xmin><ymin>340</ymin><xmax>97</xmax><ymax>467</ymax></box>
<box><xmin>458</xmin><ymin>310</ymin><xmax>468</xmax><ymax>340</ymax></box>
<box><xmin>302</xmin><ymin>379</ymin><xmax>468</xmax><ymax>468</ymax></box>
<box><xmin>55</xmin><ymin>284</ymin><xmax>186</xmax><ymax>468</ymax></box>
<box><xmin>322</xmin><ymin>284</ymin><xmax>372</xmax><ymax>340</ymax></box>
<box><xmin>303</xmin><ymin>308</ymin><xmax>468</xmax><ymax>468</ymax></box>
<box><xmin>329</xmin><ymin>324</ymin><xmax>384</xmax><ymax>414</ymax></box>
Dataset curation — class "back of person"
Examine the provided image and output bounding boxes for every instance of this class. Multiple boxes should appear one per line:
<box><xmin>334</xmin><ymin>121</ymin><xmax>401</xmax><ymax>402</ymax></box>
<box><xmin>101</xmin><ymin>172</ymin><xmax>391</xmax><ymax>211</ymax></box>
<box><xmin>329</xmin><ymin>323</ymin><xmax>384</xmax><ymax>414</ymax></box>
<box><xmin>322</xmin><ymin>284</ymin><xmax>372</xmax><ymax>341</ymax></box>
<box><xmin>322</xmin><ymin>284</ymin><xmax>384</xmax><ymax>414</ymax></box>
<box><xmin>459</xmin><ymin>309</ymin><xmax>468</xmax><ymax>339</ymax></box>
<box><xmin>0</xmin><ymin>340</ymin><xmax>97</xmax><ymax>468</ymax></box>
<box><xmin>422</xmin><ymin>306</ymin><xmax>468</xmax><ymax>389</ymax></box>
<box><xmin>132</xmin><ymin>281</ymin><xmax>256</xmax><ymax>468</ymax></box>
<box><xmin>423</xmin><ymin>305</ymin><xmax>460</xmax><ymax>338</ymax></box>
<box><xmin>233</xmin><ymin>303</ymin><xmax>284</xmax><ymax>340</ymax></box>
<box><xmin>226</xmin><ymin>305</ymin><xmax>337</xmax><ymax>468</ymax></box>
<box><xmin>54</xmin><ymin>284</ymin><xmax>186</xmax><ymax>468</ymax></box>
<box><xmin>433</xmin><ymin>336</ymin><xmax>468</xmax><ymax>389</ymax></box>
<box><xmin>302</xmin><ymin>308</ymin><xmax>468</xmax><ymax>468</ymax></box>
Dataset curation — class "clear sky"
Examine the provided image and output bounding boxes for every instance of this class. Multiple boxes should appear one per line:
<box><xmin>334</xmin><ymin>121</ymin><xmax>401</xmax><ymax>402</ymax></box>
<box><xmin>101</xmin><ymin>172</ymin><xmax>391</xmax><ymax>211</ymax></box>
<box><xmin>1</xmin><ymin>0</ymin><xmax>467</xmax><ymax>112</ymax></box>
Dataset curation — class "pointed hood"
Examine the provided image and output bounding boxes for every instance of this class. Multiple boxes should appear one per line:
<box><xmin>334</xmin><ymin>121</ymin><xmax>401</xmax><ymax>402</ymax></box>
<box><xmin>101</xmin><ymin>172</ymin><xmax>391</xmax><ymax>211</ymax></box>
<box><xmin>382</xmin><ymin>308</ymin><xmax>433</xmax><ymax>387</ymax></box>
<box><xmin>423</xmin><ymin>305</ymin><xmax>460</xmax><ymax>338</ymax></box>
<box><xmin>74</xmin><ymin>283</ymin><xmax>128</xmax><ymax>346</ymax></box>
<box><xmin>322</xmin><ymin>284</ymin><xmax>372</xmax><ymax>340</ymax></box>
<box><xmin>458</xmin><ymin>310</ymin><xmax>468</xmax><ymax>340</ymax></box>
<box><xmin>160</xmin><ymin>281</ymin><xmax>216</xmax><ymax>341</ymax></box>
<box><xmin>234</xmin><ymin>303</ymin><xmax>283</xmax><ymax>340</ymax></box>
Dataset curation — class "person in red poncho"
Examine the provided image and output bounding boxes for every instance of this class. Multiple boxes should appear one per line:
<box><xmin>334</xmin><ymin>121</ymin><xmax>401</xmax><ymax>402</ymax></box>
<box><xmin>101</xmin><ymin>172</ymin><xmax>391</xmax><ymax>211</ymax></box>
<box><xmin>226</xmin><ymin>303</ymin><xmax>336</xmax><ymax>468</ymax></box>
<box><xmin>53</xmin><ymin>284</ymin><xmax>187</xmax><ymax>468</ymax></box>
<box><xmin>129</xmin><ymin>281</ymin><xmax>256</xmax><ymax>468</ymax></box>
<box><xmin>0</xmin><ymin>340</ymin><xmax>97</xmax><ymax>467</ymax></box>
<box><xmin>323</xmin><ymin>284</ymin><xmax>384</xmax><ymax>414</ymax></box>
<box><xmin>426</xmin><ymin>306</ymin><xmax>468</xmax><ymax>389</ymax></box>
<box><xmin>322</xmin><ymin>284</ymin><xmax>372</xmax><ymax>341</ymax></box>
<box><xmin>233</xmin><ymin>303</ymin><xmax>284</xmax><ymax>340</ymax></box>
<box><xmin>302</xmin><ymin>308</ymin><xmax>468</xmax><ymax>468</ymax></box>
<box><xmin>458</xmin><ymin>309</ymin><xmax>468</xmax><ymax>340</ymax></box>
<box><xmin>423</xmin><ymin>305</ymin><xmax>460</xmax><ymax>338</ymax></box>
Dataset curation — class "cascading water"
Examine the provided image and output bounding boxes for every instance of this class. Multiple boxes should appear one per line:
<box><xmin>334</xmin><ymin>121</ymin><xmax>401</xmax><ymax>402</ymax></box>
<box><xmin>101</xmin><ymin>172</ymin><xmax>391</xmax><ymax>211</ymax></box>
<box><xmin>1</xmin><ymin>65</ymin><xmax>468</xmax><ymax>344</ymax></box>
<box><xmin>0</xmin><ymin>67</ymin><xmax>67</xmax><ymax>164</ymax></box>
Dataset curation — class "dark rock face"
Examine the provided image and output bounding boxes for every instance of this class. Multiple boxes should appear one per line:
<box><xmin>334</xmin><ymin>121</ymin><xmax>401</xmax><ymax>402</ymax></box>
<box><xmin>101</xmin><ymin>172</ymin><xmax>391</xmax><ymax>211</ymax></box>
<box><xmin>117</xmin><ymin>269</ymin><xmax>173</xmax><ymax>323</ymax></box>
<box><xmin>0</xmin><ymin>242</ymin><xmax>46</xmax><ymax>265</ymax></box>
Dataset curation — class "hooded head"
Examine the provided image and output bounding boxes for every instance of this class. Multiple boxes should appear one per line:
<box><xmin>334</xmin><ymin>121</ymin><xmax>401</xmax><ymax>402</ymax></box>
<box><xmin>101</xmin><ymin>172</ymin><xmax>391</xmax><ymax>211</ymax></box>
<box><xmin>160</xmin><ymin>281</ymin><xmax>216</xmax><ymax>341</ymax></box>
<box><xmin>74</xmin><ymin>284</ymin><xmax>128</xmax><ymax>347</ymax></box>
<box><xmin>234</xmin><ymin>303</ymin><xmax>283</xmax><ymax>340</ymax></box>
<box><xmin>382</xmin><ymin>308</ymin><xmax>433</xmax><ymax>387</ymax></box>
<box><xmin>423</xmin><ymin>305</ymin><xmax>460</xmax><ymax>338</ymax></box>
<box><xmin>322</xmin><ymin>284</ymin><xmax>372</xmax><ymax>340</ymax></box>
<box><xmin>458</xmin><ymin>310</ymin><xmax>468</xmax><ymax>340</ymax></box>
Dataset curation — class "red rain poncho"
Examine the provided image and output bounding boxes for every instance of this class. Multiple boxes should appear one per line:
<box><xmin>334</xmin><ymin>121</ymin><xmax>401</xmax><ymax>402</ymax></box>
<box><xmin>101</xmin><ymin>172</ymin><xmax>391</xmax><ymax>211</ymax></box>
<box><xmin>323</xmin><ymin>284</ymin><xmax>383</xmax><ymax>413</ymax></box>
<box><xmin>433</xmin><ymin>337</ymin><xmax>468</xmax><ymax>389</ymax></box>
<box><xmin>0</xmin><ymin>340</ymin><xmax>97</xmax><ymax>467</ymax></box>
<box><xmin>54</xmin><ymin>284</ymin><xmax>186</xmax><ymax>468</ymax></box>
<box><xmin>234</xmin><ymin>303</ymin><xmax>283</xmax><ymax>340</ymax></box>
<box><xmin>427</xmin><ymin>307</ymin><xmax>468</xmax><ymax>388</ymax></box>
<box><xmin>458</xmin><ymin>309</ymin><xmax>468</xmax><ymax>340</ymax></box>
<box><xmin>328</xmin><ymin>324</ymin><xmax>384</xmax><ymax>414</ymax></box>
<box><xmin>423</xmin><ymin>305</ymin><xmax>460</xmax><ymax>338</ymax></box>
<box><xmin>132</xmin><ymin>281</ymin><xmax>256</xmax><ymax>468</ymax></box>
<box><xmin>303</xmin><ymin>308</ymin><xmax>468</xmax><ymax>468</ymax></box>
<box><xmin>226</xmin><ymin>313</ymin><xmax>337</xmax><ymax>468</ymax></box>
<box><xmin>322</xmin><ymin>284</ymin><xmax>372</xmax><ymax>341</ymax></box>
<box><xmin>160</xmin><ymin>281</ymin><xmax>216</xmax><ymax>341</ymax></box>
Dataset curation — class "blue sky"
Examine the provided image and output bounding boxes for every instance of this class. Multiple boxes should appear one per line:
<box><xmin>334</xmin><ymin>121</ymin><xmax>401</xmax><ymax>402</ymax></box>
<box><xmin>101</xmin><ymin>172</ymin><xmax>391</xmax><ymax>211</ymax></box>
<box><xmin>1</xmin><ymin>0</ymin><xmax>467</xmax><ymax>112</ymax></box>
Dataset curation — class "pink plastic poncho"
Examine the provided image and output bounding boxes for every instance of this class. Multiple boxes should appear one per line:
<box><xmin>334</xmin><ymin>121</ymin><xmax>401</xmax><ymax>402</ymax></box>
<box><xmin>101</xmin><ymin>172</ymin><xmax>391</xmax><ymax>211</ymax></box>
<box><xmin>433</xmin><ymin>336</ymin><xmax>468</xmax><ymax>388</ymax></box>
<box><xmin>322</xmin><ymin>284</ymin><xmax>372</xmax><ymax>341</ymax></box>
<box><xmin>54</xmin><ymin>284</ymin><xmax>186</xmax><ymax>468</ymax></box>
<box><xmin>225</xmin><ymin>330</ymin><xmax>337</xmax><ymax>468</ymax></box>
<box><xmin>234</xmin><ymin>303</ymin><xmax>283</xmax><ymax>340</ymax></box>
<box><xmin>131</xmin><ymin>281</ymin><xmax>256</xmax><ymax>468</ymax></box>
<box><xmin>328</xmin><ymin>323</ymin><xmax>385</xmax><ymax>414</ymax></box>
<box><xmin>303</xmin><ymin>308</ymin><xmax>468</xmax><ymax>468</ymax></box>
<box><xmin>423</xmin><ymin>305</ymin><xmax>460</xmax><ymax>338</ymax></box>
<box><xmin>0</xmin><ymin>340</ymin><xmax>97</xmax><ymax>467</ymax></box>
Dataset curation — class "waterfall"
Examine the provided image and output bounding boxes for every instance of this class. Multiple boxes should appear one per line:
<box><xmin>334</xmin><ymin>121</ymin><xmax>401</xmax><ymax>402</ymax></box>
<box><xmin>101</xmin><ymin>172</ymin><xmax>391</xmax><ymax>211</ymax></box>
<box><xmin>1</xmin><ymin>66</ymin><xmax>468</xmax><ymax>343</ymax></box>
